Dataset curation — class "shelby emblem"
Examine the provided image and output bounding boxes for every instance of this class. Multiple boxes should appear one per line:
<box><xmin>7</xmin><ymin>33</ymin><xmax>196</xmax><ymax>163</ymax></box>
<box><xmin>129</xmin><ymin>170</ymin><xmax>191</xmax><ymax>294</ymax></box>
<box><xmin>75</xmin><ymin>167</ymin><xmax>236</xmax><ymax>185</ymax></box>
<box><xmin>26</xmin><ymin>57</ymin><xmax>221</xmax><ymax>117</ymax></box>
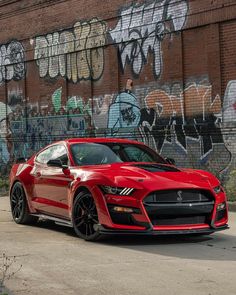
<box><xmin>177</xmin><ymin>191</ymin><xmax>183</xmax><ymax>202</ymax></box>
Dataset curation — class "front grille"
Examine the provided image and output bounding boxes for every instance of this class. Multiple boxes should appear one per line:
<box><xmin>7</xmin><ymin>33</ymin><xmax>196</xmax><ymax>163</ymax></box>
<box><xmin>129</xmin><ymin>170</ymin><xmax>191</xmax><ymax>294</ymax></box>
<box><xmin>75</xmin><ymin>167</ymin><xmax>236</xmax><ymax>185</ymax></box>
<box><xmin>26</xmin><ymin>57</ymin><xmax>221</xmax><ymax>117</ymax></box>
<box><xmin>151</xmin><ymin>215</ymin><xmax>207</xmax><ymax>226</ymax></box>
<box><xmin>145</xmin><ymin>189</ymin><xmax>213</xmax><ymax>204</ymax></box>
<box><xmin>143</xmin><ymin>189</ymin><xmax>214</xmax><ymax>226</ymax></box>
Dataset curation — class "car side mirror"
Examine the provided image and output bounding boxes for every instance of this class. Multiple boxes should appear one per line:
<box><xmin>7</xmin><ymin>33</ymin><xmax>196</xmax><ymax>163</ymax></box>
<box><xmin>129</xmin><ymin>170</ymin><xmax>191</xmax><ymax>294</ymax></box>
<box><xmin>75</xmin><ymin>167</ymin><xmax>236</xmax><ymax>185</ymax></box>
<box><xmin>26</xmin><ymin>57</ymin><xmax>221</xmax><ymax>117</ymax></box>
<box><xmin>47</xmin><ymin>159</ymin><xmax>69</xmax><ymax>173</ymax></box>
<box><xmin>165</xmin><ymin>157</ymin><xmax>176</xmax><ymax>165</ymax></box>
<box><xmin>16</xmin><ymin>157</ymin><xmax>27</xmax><ymax>163</ymax></box>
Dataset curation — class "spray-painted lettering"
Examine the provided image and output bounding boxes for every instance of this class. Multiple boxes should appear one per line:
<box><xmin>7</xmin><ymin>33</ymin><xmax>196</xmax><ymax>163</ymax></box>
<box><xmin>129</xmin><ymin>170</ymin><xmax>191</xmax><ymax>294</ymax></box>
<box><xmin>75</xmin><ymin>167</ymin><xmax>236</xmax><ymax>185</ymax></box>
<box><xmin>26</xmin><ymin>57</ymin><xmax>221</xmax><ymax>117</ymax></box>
<box><xmin>34</xmin><ymin>18</ymin><xmax>107</xmax><ymax>82</ymax></box>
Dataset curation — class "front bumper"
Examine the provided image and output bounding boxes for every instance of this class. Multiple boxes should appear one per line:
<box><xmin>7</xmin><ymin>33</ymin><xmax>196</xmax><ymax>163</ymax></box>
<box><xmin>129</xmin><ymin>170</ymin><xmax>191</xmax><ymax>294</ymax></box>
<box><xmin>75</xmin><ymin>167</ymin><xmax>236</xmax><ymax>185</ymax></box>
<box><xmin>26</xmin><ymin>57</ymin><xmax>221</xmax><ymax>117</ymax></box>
<box><xmin>92</xmin><ymin>186</ymin><xmax>229</xmax><ymax>232</ymax></box>
<box><xmin>97</xmin><ymin>224</ymin><xmax>229</xmax><ymax>235</ymax></box>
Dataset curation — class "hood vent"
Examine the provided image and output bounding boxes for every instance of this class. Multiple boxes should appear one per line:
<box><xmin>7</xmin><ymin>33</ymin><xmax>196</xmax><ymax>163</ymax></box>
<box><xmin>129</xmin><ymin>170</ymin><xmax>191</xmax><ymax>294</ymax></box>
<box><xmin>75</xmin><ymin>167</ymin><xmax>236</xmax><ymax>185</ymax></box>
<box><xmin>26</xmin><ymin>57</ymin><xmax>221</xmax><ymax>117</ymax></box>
<box><xmin>134</xmin><ymin>164</ymin><xmax>180</xmax><ymax>173</ymax></box>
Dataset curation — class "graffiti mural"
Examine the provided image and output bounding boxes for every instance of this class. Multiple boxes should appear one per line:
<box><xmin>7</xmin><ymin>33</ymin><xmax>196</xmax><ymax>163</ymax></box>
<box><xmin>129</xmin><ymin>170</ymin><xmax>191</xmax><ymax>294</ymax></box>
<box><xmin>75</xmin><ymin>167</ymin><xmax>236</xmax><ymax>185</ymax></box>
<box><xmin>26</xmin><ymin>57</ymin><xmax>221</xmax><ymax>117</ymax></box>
<box><xmin>223</xmin><ymin>80</ymin><xmax>236</xmax><ymax>124</ymax></box>
<box><xmin>107</xmin><ymin>91</ymin><xmax>140</xmax><ymax>134</ymax></box>
<box><xmin>0</xmin><ymin>78</ymin><xmax>234</xmax><ymax>180</ymax></box>
<box><xmin>104</xmin><ymin>80</ymin><xmax>231</xmax><ymax>171</ymax></box>
<box><xmin>139</xmin><ymin>83</ymin><xmax>224</xmax><ymax>159</ymax></box>
<box><xmin>10</xmin><ymin>114</ymin><xmax>87</xmax><ymax>160</ymax></box>
<box><xmin>67</xmin><ymin>94</ymin><xmax>114</xmax><ymax>131</ymax></box>
<box><xmin>4</xmin><ymin>88</ymin><xmax>114</xmax><ymax>162</ymax></box>
<box><xmin>107</xmin><ymin>79</ymin><xmax>140</xmax><ymax>136</ymax></box>
<box><xmin>8</xmin><ymin>88</ymin><xmax>92</xmax><ymax>158</ymax></box>
<box><xmin>8</xmin><ymin>87</ymin><xmax>24</xmax><ymax>107</ymax></box>
<box><xmin>34</xmin><ymin>18</ymin><xmax>107</xmax><ymax>82</ymax></box>
<box><xmin>52</xmin><ymin>87</ymin><xmax>63</xmax><ymax>112</ymax></box>
<box><xmin>67</xmin><ymin>96</ymin><xmax>92</xmax><ymax>117</ymax></box>
<box><xmin>222</xmin><ymin>80</ymin><xmax>236</xmax><ymax>158</ymax></box>
<box><xmin>0</xmin><ymin>102</ymin><xmax>12</xmax><ymax>168</ymax></box>
<box><xmin>0</xmin><ymin>40</ymin><xmax>26</xmax><ymax>84</ymax></box>
<box><xmin>109</xmin><ymin>0</ymin><xmax>188</xmax><ymax>78</ymax></box>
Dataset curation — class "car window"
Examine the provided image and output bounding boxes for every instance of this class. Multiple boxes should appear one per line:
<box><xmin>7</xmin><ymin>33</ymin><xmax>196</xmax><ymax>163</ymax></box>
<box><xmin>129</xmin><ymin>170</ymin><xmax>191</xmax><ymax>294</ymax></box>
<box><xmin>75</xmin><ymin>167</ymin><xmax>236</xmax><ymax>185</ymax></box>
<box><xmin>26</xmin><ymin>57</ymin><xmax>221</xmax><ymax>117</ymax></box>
<box><xmin>70</xmin><ymin>142</ymin><xmax>166</xmax><ymax>165</ymax></box>
<box><xmin>107</xmin><ymin>143</ymin><xmax>166</xmax><ymax>164</ymax></box>
<box><xmin>36</xmin><ymin>144</ymin><xmax>69</xmax><ymax>165</ymax></box>
<box><xmin>71</xmin><ymin>143</ymin><xmax>122</xmax><ymax>165</ymax></box>
<box><xmin>122</xmin><ymin>145</ymin><xmax>154</xmax><ymax>162</ymax></box>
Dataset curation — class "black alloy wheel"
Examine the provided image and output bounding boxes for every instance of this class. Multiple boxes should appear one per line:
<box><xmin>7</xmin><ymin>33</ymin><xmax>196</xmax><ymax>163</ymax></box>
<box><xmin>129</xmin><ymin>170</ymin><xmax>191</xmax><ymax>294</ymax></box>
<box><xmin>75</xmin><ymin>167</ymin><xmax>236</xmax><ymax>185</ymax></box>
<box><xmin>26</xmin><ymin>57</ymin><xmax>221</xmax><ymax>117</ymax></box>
<box><xmin>72</xmin><ymin>191</ymin><xmax>101</xmax><ymax>241</ymax></box>
<box><xmin>10</xmin><ymin>182</ymin><xmax>38</xmax><ymax>224</ymax></box>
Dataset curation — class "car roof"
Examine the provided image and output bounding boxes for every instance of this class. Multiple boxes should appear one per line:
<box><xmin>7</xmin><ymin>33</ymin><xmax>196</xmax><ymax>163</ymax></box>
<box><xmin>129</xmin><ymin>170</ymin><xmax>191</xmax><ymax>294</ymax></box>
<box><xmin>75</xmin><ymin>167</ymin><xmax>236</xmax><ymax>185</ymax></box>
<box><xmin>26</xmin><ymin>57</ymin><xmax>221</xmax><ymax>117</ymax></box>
<box><xmin>64</xmin><ymin>138</ymin><xmax>145</xmax><ymax>145</ymax></box>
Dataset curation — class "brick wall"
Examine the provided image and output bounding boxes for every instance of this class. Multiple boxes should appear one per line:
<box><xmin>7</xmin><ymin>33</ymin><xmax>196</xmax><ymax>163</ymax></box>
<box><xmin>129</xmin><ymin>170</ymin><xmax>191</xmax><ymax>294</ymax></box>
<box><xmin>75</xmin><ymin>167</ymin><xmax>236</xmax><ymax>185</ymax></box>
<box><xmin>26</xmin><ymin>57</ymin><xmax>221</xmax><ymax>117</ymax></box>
<box><xmin>0</xmin><ymin>0</ymin><xmax>235</xmax><ymax>193</ymax></box>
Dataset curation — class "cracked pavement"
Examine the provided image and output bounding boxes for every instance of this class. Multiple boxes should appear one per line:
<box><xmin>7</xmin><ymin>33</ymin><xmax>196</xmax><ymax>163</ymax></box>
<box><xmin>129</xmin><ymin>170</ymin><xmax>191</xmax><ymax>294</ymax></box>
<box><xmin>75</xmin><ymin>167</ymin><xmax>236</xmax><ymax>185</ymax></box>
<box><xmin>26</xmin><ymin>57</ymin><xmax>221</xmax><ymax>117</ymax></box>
<box><xmin>0</xmin><ymin>196</ymin><xmax>236</xmax><ymax>295</ymax></box>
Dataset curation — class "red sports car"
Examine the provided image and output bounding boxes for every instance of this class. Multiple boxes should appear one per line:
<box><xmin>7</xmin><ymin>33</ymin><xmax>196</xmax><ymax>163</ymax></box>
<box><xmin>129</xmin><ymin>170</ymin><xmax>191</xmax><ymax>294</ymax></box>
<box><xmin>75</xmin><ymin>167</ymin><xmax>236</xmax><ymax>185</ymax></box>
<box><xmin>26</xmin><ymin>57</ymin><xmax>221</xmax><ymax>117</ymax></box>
<box><xmin>9</xmin><ymin>138</ymin><xmax>228</xmax><ymax>241</ymax></box>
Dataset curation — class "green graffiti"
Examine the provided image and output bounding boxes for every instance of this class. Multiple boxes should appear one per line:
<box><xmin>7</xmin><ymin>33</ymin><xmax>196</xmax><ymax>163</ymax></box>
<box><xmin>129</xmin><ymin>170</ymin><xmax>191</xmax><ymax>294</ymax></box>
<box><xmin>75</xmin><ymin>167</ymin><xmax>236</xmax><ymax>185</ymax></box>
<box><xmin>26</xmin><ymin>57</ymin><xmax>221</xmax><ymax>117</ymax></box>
<box><xmin>52</xmin><ymin>87</ymin><xmax>62</xmax><ymax>112</ymax></box>
<box><xmin>66</xmin><ymin>96</ymin><xmax>92</xmax><ymax>116</ymax></box>
<box><xmin>67</xmin><ymin>96</ymin><xmax>84</xmax><ymax>111</ymax></box>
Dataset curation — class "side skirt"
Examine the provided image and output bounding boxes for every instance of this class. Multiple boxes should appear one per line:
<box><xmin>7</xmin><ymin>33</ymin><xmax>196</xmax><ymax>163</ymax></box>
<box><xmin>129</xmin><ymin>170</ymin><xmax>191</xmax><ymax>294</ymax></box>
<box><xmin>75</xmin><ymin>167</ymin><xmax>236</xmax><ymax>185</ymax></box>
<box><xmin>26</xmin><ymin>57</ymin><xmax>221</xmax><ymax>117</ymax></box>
<box><xmin>31</xmin><ymin>214</ymin><xmax>73</xmax><ymax>228</ymax></box>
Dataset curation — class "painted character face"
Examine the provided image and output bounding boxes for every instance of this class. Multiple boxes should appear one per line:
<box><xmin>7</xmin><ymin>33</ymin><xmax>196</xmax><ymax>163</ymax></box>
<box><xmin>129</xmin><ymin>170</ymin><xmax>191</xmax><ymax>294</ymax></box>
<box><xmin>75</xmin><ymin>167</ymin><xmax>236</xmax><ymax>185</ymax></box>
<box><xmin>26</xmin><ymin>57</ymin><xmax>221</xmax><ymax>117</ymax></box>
<box><xmin>107</xmin><ymin>92</ymin><xmax>140</xmax><ymax>129</ymax></box>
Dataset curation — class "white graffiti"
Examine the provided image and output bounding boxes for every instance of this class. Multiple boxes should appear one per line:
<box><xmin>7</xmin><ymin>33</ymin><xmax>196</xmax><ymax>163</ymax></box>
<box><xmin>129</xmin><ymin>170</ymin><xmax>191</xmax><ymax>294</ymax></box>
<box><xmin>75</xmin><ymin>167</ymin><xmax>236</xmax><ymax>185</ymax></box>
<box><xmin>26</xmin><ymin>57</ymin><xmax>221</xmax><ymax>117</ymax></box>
<box><xmin>222</xmin><ymin>80</ymin><xmax>236</xmax><ymax>156</ymax></box>
<box><xmin>0</xmin><ymin>41</ymin><xmax>26</xmax><ymax>84</ymax></box>
<box><xmin>109</xmin><ymin>0</ymin><xmax>188</xmax><ymax>78</ymax></box>
<box><xmin>223</xmin><ymin>80</ymin><xmax>236</xmax><ymax>123</ymax></box>
<box><xmin>66</xmin><ymin>94</ymin><xmax>113</xmax><ymax>129</ymax></box>
<box><xmin>34</xmin><ymin>18</ymin><xmax>107</xmax><ymax>82</ymax></box>
<box><xmin>0</xmin><ymin>102</ymin><xmax>12</xmax><ymax>164</ymax></box>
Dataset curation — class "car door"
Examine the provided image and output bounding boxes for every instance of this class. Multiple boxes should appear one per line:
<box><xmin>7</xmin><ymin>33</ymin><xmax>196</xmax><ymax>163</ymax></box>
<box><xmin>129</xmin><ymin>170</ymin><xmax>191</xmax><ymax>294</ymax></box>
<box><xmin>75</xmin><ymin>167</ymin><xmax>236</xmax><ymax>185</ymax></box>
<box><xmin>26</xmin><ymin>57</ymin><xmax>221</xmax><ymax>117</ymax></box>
<box><xmin>32</xmin><ymin>144</ymin><xmax>73</xmax><ymax>218</ymax></box>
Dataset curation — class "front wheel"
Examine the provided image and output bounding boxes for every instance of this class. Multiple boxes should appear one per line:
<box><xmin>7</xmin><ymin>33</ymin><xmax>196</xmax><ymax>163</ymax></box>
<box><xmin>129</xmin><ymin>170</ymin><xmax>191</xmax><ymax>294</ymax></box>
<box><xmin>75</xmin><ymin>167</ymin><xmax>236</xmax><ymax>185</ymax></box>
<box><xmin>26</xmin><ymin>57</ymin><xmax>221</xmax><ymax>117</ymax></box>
<box><xmin>10</xmin><ymin>182</ymin><xmax>38</xmax><ymax>225</ymax></box>
<box><xmin>72</xmin><ymin>191</ymin><xmax>101</xmax><ymax>241</ymax></box>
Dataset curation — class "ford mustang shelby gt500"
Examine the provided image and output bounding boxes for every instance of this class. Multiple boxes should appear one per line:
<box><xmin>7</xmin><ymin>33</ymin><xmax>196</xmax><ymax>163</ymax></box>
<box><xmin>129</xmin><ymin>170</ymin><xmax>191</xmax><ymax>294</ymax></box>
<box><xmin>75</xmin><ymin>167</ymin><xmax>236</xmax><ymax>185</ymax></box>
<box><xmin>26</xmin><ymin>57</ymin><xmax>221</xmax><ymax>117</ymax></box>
<box><xmin>9</xmin><ymin>138</ymin><xmax>228</xmax><ymax>240</ymax></box>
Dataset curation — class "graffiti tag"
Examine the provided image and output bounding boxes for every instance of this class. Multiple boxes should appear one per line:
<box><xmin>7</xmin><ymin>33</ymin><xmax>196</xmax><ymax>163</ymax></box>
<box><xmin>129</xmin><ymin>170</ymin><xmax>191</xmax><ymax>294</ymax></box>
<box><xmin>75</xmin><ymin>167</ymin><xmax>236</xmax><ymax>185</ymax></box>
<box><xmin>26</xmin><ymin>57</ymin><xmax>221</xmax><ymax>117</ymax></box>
<box><xmin>109</xmin><ymin>0</ymin><xmax>188</xmax><ymax>78</ymax></box>
<box><xmin>34</xmin><ymin>18</ymin><xmax>107</xmax><ymax>82</ymax></box>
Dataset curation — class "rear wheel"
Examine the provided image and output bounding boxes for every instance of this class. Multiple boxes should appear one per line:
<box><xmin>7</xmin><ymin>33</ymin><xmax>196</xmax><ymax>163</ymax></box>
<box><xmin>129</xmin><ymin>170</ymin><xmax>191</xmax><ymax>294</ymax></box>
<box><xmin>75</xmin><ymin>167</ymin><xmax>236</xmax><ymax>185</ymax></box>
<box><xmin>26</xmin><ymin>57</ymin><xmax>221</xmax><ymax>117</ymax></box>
<box><xmin>10</xmin><ymin>182</ymin><xmax>38</xmax><ymax>224</ymax></box>
<box><xmin>72</xmin><ymin>191</ymin><xmax>101</xmax><ymax>241</ymax></box>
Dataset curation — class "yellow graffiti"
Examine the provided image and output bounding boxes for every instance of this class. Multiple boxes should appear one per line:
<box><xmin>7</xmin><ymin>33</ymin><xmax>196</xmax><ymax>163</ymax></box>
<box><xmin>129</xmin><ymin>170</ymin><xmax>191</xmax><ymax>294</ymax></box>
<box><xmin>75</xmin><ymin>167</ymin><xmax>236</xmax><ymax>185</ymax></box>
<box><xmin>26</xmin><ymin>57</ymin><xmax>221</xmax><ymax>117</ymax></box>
<box><xmin>34</xmin><ymin>18</ymin><xmax>107</xmax><ymax>82</ymax></box>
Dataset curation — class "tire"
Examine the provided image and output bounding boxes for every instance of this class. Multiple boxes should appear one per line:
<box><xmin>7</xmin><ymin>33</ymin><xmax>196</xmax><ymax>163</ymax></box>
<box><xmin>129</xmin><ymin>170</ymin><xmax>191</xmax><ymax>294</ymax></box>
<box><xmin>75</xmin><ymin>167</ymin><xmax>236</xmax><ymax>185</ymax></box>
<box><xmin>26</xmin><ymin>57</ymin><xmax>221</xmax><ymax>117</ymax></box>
<box><xmin>72</xmin><ymin>191</ymin><xmax>101</xmax><ymax>241</ymax></box>
<box><xmin>10</xmin><ymin>182</ymin><xmax>38</xmax><ymax>225</ymax></box>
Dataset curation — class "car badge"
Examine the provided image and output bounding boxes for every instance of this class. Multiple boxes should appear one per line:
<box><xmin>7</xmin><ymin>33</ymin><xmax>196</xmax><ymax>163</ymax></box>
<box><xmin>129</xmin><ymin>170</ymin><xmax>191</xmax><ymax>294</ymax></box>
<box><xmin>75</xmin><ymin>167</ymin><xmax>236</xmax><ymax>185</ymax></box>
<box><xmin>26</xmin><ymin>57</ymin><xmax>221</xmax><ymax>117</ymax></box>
<box><xmin>177</xmin><ymin>190</ymin><xmax>183</xmax><ymax>202</ymax></box>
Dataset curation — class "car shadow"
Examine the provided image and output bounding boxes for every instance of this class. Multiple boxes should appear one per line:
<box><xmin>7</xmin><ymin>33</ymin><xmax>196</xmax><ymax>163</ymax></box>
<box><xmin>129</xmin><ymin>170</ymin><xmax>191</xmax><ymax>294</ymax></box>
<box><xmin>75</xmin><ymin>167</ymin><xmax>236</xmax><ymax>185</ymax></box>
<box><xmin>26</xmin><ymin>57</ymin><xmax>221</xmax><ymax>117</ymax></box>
<box><xmin>33</xmin><ymin>220</ymin><xmax>236</xmax><ymax>262</ymax></box>
<box><xmin>33</xmin><ymin>219</ymin><xmax>76</xmax><ymax>235</ymax></box>
<box><xmin>100</xmin><ymin>232</ymin><xmax>236</xmax><ymax>261</ymax></box>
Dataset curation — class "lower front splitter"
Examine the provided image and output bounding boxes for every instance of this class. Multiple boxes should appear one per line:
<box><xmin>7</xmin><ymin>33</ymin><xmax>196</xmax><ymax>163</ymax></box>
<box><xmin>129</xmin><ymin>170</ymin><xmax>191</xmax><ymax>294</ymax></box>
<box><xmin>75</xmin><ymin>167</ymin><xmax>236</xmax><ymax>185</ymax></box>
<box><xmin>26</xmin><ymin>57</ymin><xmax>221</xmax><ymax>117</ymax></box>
<box><xmin>98</xmin><ymin>224</ymin><xmax>229</xmax><ymax>235</ymax></box>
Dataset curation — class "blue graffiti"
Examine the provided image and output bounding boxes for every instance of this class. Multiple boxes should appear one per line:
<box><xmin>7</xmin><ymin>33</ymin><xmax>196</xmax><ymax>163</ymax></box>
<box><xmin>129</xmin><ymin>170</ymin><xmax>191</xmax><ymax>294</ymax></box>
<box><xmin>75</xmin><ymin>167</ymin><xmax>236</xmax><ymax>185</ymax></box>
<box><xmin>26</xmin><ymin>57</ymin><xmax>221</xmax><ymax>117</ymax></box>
<box><xmin>107</xmin><ymin>91</ymin><xmax>140</xmax><ymax>135</ymax></box>
<box><xmin>10</xmin><ymin>115</ymin><xmax>87</xmax><ymax>159</ymax></box>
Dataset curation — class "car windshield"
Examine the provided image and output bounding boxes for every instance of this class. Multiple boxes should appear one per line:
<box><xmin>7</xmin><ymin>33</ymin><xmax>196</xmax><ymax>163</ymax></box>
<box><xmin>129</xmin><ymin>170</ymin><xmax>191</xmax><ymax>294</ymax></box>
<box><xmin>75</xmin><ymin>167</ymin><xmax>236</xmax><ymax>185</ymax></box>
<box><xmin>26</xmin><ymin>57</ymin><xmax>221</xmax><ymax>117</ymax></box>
<box><xmin>70</xmin><ymin>143</ymin><xmax>166</xmax><ymax>166</ymax></box>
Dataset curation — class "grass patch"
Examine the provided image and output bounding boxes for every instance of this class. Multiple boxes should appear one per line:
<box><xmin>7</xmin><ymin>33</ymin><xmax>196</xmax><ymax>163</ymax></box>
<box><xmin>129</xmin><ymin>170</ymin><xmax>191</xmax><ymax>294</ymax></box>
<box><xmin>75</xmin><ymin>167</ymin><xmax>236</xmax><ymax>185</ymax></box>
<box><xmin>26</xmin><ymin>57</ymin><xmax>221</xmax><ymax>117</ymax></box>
<box><xmin>224</xmin><ymin>169</ymin><xmax>236</xmax><ymax>202</ymax></box>
<box><xmin>0</xmin><ymin>178</ymin><xmax>9</xmax><ymax>194</ymax></box>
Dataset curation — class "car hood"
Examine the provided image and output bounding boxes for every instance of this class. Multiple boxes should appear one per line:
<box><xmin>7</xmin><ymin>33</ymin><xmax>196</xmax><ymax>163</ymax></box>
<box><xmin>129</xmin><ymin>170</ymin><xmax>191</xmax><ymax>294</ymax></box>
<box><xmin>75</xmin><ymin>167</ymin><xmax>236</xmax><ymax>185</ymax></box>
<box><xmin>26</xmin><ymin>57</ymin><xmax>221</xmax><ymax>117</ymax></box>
<box><xmin>72</xmin><ymin>162</ymin><xmax>219</xmax><ymax>192</ymax></box>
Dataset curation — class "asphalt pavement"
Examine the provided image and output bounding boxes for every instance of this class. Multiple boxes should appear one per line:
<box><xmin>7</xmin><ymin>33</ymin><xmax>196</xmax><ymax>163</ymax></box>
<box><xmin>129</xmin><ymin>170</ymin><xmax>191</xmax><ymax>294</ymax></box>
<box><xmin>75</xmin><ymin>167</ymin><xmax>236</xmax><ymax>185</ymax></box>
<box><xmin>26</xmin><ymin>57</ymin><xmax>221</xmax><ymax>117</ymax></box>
<box><xmin>0</xmin><ymin>196</ymin><xmax>236</xmax><ymax>295</ymax></box>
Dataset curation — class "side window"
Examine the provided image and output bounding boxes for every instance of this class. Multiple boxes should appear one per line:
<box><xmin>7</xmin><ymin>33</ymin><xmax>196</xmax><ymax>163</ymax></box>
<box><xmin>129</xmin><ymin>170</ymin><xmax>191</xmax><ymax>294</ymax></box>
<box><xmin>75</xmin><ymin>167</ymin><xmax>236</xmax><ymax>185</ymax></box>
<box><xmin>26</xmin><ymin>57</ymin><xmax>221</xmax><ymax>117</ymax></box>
<box><xmin>36</xmin><ymin>147</ymin><xmax>55</xmax><ymax>164</ymax></box>
<box><xmin>36</xmin><ymin>145</ymin><xmax>69</xmax><ymax>165</ymax></box>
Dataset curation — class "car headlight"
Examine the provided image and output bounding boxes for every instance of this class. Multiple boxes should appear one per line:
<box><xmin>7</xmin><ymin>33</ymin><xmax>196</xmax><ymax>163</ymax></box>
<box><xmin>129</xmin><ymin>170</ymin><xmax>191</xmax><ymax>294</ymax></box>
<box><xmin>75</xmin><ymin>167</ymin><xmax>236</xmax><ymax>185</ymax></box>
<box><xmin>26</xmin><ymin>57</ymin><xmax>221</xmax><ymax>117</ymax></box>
<box><xmin>213</xmin><ymin>185</ymin><xmax>223</xmax><ymax>194</ymax></box>
<box><xmin>100</xmin><ymin>185</ymin><xmax>134</xmax><ymax>196</ymax></box>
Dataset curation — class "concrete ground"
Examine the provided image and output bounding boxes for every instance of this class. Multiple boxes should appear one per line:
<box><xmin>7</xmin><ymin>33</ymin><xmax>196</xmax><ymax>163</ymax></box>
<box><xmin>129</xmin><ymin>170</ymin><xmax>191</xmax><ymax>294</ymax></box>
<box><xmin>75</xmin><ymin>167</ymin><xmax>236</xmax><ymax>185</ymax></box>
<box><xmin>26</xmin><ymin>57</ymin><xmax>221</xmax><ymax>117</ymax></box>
<box><xmin>0</xmin><ymin>196</ymin><xmax>236</xmax><ymax>295</ymax></box>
